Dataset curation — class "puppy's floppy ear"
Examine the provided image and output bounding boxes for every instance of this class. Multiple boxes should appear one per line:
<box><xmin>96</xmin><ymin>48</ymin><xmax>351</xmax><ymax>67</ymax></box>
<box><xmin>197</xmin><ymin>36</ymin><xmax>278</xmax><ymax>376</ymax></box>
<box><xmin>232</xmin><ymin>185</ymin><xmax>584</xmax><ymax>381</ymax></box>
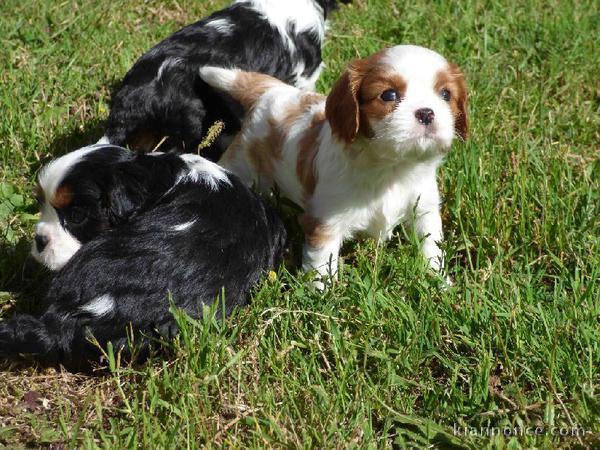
<box><xmin>325</xmin><ymin>57</ymin><xmax>371</xmax><ymax>144</ymax></box>
<box><xmin>103</xmin><ymin>174</ymin><xmax>143</xmax><ymax>227</ymax></box>
<box><xmin>449</xmin><ymin>63</ymin><xmax>469</xmax><ymax>141</ymax></box>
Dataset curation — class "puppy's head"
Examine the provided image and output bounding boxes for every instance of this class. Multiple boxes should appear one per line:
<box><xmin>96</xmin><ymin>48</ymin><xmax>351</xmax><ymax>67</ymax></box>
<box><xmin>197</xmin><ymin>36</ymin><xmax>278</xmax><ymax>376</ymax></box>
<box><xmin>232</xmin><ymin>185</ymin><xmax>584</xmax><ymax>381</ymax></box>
<box><xmin>32</xmin><ymin>145</ymin><xmax>144</xmax><ymax>270</ymax></box>
<box><xmin>325</xmin><ymin>45</ymin><xmax>468</xmax><ymax>160</ymax></box>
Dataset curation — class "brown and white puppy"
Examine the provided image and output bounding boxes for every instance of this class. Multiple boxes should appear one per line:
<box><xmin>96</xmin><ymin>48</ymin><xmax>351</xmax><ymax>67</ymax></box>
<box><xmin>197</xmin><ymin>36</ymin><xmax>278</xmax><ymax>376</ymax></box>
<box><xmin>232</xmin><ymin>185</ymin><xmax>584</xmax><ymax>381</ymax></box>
<box><xmin>199</xmin><ymin>45</ymin><xmax>468</xmax><ymax>283</ymax></box>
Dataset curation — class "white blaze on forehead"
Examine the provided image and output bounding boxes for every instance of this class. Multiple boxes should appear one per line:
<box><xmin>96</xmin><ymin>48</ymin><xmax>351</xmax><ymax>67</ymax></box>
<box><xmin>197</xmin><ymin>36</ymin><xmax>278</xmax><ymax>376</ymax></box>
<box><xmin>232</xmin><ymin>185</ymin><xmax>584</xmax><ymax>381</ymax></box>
<box><xmin>365</xmin><ymin>45</ymin><xmax>457</xmax><ymax>157</ymax></box>
<box><xmin>381</xmin><ymin>45</ymin><xmax>448</xmax><ymax>87</ymax></box>
<box><xmin>37</xmin><ymin>144</ymin><xmax>110</xmax><ymax>200</ymax></box>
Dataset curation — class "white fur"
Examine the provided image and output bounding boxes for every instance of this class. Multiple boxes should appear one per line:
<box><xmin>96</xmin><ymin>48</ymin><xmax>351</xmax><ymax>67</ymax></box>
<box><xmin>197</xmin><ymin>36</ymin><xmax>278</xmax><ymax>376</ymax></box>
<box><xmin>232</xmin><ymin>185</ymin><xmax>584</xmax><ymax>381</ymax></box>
<box><xmin>178</xmin><ymin>153</ymin><xmax>231</xmax><ymax>189</ymax></box>
<box><xmin>205</xmin><ymin>17</ymin><xmax>236</xmax><ymax>35</ymax></box>
<box><xmin>171</xmin><ymin>219</ymin><xmax>197</xmax><ymax>232</ymax></box>
<box><xmin>156</xmin><ymin>57</ymin><xmax>183</xmax><ymax>81</ymax></box>
<box><xmin>205</xmin><ymin>45</ymin><xmax>462</xmax><ymax>283</ymax></box>
<box><xmin>80</xmin><ymin>294</ymin><xmax>115</xmax><ymax>316</ymax></box>
<box><xmin>31</xmin><ymin>205</ymin><xmax>82</xmax><ymax>271</ymax></box>
<box><xmin>198</xmin><ymin>67</ymin><xmax>240</xmax><ymax>92</ymax></box>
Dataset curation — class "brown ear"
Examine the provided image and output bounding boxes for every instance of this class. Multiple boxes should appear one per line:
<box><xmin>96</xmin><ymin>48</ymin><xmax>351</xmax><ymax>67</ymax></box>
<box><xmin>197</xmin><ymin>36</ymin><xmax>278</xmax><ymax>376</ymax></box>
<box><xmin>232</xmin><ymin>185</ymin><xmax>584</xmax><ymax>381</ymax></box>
<box><xmin>325</xmin><ymin>61</ymin><xmax>365</xmax><ymax>144</ymax></box>
<box><xmin>449</xmin><ymin>63</ymin><xmax>469</xmax><ymax>141</ymax></box>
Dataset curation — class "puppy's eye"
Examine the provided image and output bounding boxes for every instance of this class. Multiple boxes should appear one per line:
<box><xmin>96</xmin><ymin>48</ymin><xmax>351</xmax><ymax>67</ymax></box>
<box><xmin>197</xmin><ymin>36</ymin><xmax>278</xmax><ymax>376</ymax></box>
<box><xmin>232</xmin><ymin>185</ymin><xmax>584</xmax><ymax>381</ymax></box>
<box><xmin>380</xmin><ymin>89</ymin><xmax>399</xmax><ymax>102</ymax></box>
<box><xmin>68</xmin><ymin>207</ymin><xmax>88</xmax><ymax>225</ymax></box>
<box><xmin>440</xmin><ymin>88</ymin><xmax>451</xmax><ymax>102</ymax></box>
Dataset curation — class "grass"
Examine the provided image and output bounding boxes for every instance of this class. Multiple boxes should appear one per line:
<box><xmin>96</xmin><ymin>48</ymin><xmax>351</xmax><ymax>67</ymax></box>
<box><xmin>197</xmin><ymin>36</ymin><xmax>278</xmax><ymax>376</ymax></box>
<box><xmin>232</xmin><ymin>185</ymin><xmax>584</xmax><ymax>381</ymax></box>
<box><xmin>0</xmin><ymin>0</ymin><xmax>598</xmax><ymax>447</ymax></box>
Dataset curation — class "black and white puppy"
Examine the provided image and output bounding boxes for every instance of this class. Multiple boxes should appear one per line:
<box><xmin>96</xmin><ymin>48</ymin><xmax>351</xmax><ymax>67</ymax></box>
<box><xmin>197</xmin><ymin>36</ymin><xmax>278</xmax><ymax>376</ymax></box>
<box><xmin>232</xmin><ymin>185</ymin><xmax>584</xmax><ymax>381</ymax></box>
<box><xmin>2</xmin><ymin>146</ymin><xmax>286</xmax><ymax>364</ymax></box>
<box><xmin>101</xmin><ymin>0</ymin><xmax>350</xmax><ymax>161</ymax></box>
<box><xmin>32</xmin><ymin>144</ymin><xmax>187</xmax><ymax>270</ymax></box>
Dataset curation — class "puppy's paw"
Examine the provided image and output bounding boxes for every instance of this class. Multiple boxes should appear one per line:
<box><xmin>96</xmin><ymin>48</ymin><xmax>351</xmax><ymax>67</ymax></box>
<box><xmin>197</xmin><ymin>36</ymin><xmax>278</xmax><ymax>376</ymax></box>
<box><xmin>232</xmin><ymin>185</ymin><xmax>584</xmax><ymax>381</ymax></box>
<box><xmin>443</xmin><ymin>274</ymin><xmax>453</xmax><ymax>288</ymax></box>
<box><xmin>311</xmin><ymin>279</ymin><xmax>326</xmax><ymax>291</ymax></box>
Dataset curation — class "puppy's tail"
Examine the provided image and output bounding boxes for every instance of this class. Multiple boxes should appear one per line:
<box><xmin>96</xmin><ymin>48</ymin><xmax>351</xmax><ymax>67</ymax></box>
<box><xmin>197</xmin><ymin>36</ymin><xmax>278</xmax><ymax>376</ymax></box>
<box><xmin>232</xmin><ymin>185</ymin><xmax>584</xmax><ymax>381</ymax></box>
<box><xmin>199</xmin><ymin>66</ymin><xmax>283</xmax><ymax>111</ymax></box>
<box><xmin>199</xmin><ymin>66</ymin><xmax>240</xmax><ymax>92</ymax></box>
<box><xmin>0</xmin><ymin>314</ymin><xmax>63</xmax><ymax>362</ymax></box>
<box><xmin>0</xmin><ymin>311</ymin><xmax>90</xmax><ymax>364</ymax></box>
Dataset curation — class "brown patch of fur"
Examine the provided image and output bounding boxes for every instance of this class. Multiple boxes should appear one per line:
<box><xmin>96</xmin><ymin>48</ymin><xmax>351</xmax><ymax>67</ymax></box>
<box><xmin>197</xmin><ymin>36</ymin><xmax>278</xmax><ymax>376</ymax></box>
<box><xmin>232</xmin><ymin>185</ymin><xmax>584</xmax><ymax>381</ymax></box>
<box><xmin>232</xmin><ymin>72</ymin><xmax>286</xmax><ymax>111</ymax></box>
<box><xmin>298</xmin><ymin>213</ymin><xmax>333</xmax><ymax>249</ymax></box>
<box><xmin>297</xmin><ymin>111</ymin><xmax>325</xmax><ymax>200</ymax></box>
<box><xmin>51</xmin><ymin>185</ymin><xmax>73</xmax><ymax>209</ymax></box>
<box><xmin>221</xmin><ymin>132</ymin><xmax>243</xmax><ymax>164</ymax></box>
<box><xmin>128</xmin><ymin>129</ymin><xmax>161</xmax><ymax>152</ymax></box>
<box><xmin>247</xmin><ymin>93</ymin><xmax>325</xmax><ymax>180</ymax></box>
<box><xmin>325</xmin><ymin>50</ymin><xmax>387</xmax><ymax>144</ymax></box>
<box><xmin>248</xmin><ymin>136</ymin><xmax>277</xmax><ymax>180</ymax></box>
<box><xmin>434</xmin><ymin>64</ymin><xmax>469</xmax><ymax>140</ymax></box>
<box><xmin>358</xmin><ymin>70</ymin><xmax>406</xmax><ymax>137</ymax></box>
<box><xmin>282</xmin><ymin>93</ymin><xmax>325</xmax><ymax>128</ymax></box>
<box><xmin>247</xmin><ymin>118</ymin><xmax>286</xmax><ymax>178</ymax></box>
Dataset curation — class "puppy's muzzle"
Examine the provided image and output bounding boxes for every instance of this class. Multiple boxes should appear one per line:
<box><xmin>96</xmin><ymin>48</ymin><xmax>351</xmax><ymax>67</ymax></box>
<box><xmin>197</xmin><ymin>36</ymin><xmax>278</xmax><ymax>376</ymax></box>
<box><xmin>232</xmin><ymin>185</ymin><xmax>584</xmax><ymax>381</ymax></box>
<box><xmin>415</xmin><ymin>108</ymin><xmax>435</xmax><ymax>125</ymax></box>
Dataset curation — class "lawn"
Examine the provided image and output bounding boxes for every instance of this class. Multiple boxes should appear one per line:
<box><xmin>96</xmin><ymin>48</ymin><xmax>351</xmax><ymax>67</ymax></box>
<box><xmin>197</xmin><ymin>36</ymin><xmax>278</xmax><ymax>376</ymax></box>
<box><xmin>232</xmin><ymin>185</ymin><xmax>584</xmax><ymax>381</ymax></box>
<box><xmin>0</xmin><ymin>0</ymin><xmax>598</xmax><ymax>448</ymax></box>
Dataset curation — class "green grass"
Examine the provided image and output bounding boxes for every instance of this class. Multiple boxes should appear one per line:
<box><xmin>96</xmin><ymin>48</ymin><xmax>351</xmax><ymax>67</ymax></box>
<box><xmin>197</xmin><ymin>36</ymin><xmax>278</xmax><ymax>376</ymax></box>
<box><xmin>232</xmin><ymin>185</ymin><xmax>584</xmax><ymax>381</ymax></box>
<box><xmin>1</xmin><ymin>0</ymin><xmax>598</xmax><ymax>447</ymax></box>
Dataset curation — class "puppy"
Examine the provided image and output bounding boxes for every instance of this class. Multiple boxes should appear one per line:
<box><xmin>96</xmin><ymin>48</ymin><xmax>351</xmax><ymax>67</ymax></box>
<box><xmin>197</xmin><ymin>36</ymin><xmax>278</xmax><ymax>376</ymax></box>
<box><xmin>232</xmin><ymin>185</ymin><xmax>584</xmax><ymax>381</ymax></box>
<box><xmin>102</xmin><ymin>0</ymin><xmax>351</xmax><ymax>161</ymax></box>
<box><xmin>32</xmin><ymin>144</ymin><xmax>200</xmax><ymax>270</ymax></box>
<box><xmin>199</xmin><ymin>45</ymin><xmax>468</xmax><ymax>282</ymax></box>
<box><xmin>3</xmin><ymin>147</ymin><xmax>286</xmax><ymax>365</ymax></box>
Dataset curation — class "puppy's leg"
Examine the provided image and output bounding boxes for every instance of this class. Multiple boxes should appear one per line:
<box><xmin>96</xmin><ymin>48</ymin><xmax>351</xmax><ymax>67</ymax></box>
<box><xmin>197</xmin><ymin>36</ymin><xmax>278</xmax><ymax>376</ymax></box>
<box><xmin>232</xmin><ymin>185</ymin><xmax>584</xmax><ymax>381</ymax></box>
<box><xmin>412</xmin><ymin>201</ymin><xmax>451</xmax><ymax>283</ymax></box>
<box><xmin>299</xmin><ymin>214</ymin><xmax>341</xmax><ymax>288</ymax></box>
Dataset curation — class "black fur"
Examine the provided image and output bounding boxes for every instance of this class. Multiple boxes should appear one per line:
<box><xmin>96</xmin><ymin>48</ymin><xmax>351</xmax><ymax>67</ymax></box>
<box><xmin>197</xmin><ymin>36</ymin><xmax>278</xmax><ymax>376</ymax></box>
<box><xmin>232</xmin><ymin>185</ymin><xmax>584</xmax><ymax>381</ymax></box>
<box><xmin>3</xmin><ymin>147</ymin><xmax>286</xmax><ymax>365</ymax></box>
<box><xmin>52</xmin><ymin>146</ymin><xmax>188</xmax><ymax>245</ymax></box>
<box><xmin>104</xmin><ymin>0</ymin><xmax>350</xmax><ymax>161</ymax></box>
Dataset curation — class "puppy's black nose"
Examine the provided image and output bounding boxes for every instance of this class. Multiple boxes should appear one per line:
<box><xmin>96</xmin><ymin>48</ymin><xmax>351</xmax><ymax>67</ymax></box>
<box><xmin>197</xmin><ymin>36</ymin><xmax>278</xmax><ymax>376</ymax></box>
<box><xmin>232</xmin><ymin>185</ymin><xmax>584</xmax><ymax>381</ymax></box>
<box><xmin>415</xmin><ymin>108</ymin><xmax>435</xmax><ymax>125</ymax></box>
<box><xmin>35</xmin><ymin>234</ymin><xmax>48</xmax><ymax>253</ymax></box>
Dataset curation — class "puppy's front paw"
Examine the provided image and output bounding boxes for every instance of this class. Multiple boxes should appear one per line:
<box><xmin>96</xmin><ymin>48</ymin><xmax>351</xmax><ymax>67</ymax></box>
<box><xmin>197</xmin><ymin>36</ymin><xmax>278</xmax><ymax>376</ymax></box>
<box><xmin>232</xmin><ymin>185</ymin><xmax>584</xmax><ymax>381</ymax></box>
<box><xmin>311</xmin><ymin>278</ymin><xmax>326</xmax><ymax>291</ymax></box>
<box><xmin>443</xmin><ymin>274</ymin><xmax>453</xmax><ymax>288</ymax></box>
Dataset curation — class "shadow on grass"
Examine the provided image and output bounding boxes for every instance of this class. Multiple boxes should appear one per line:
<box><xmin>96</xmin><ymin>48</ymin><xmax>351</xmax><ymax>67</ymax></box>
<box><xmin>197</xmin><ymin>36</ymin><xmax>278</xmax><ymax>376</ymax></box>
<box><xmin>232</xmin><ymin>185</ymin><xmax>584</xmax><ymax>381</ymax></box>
<box><xmin>47</xmin><ymin>118</ymin><xmax>107</xmax><ymax>158</ymax></box>
<box><xmin>26</xmin><ymin>76</ymin><xmax>121</xmax><ymax>176</ymax></box>
<box><xmin>0</xmin><ymin>237</ymin><xmax>50</xmax><ymax>316</ymax></box>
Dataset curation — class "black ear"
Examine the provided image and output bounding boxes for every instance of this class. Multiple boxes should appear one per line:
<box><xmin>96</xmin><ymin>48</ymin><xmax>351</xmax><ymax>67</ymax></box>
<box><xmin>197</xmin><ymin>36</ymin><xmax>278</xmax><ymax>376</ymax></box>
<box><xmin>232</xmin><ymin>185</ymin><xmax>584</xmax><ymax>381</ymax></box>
<box><xmin>103</xmin><ymin>174</ymin><xmax>144</xmax><ymax>227</ymax></box>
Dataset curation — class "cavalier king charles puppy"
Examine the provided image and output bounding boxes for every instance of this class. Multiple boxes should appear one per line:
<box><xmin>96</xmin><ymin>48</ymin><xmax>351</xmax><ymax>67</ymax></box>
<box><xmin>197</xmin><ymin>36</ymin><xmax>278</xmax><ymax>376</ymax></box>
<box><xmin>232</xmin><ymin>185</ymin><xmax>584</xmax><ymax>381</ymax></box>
<box><xmin>2</xmin><ymin>145</ymin><xmax>286</xmax><ymax>364</ymax></box>
<box><xmin>101</xmin><ymin>0</ymin><xmax>351</xmax><ymax>161</ymax></box>
<box><xmin>199</xmin><ymin>45</ymin><xmax>468</xmax><ymax>284</ymax></box>
<box><xmin>32</xmin><ymin>144</ymin><xmax>201</xmax><ymax>270</ymax></box>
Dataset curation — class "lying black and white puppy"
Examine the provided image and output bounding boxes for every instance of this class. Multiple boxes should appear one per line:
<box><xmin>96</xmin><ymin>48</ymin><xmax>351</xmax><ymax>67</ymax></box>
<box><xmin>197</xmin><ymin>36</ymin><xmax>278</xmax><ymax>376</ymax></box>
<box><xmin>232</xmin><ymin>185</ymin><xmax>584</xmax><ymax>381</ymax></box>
<box><xmin>32</xmin><ymin>144</ymin><xmax>192</xmax><ymax>270</ymax></box>
<box><xmin>101</xmin><ymin>0</ymin><xmax>350</xmax><ymax>161</ymax></box>
<box><xmin>2</xmin><ymin>146</ymin><xmax>286</xmax><ymax>364</ymax></box>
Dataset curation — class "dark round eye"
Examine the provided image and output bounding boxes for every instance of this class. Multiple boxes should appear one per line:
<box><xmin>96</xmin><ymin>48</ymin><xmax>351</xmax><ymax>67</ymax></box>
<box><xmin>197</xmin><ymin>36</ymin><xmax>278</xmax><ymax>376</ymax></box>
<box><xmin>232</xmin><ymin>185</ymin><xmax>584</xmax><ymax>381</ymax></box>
<box><xmin>440</xmin><ymin>88</ymin><xmax>451</xmax><ymax>102</ymax></box>
<box><xmin>68</xmin><ymin>207</ymin><xmax>88</xmax><ymax>225</ymax></box>
<box><xmin>380</xmin><ymin>89</ymin><xmax>399</xmax><ymax>102</ymax></box>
